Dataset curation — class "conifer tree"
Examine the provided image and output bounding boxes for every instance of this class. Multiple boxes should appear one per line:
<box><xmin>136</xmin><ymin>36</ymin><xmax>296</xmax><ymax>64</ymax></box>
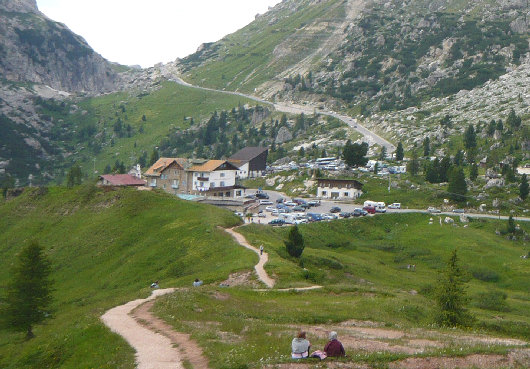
<box><xmin>469</xmin><ymin>163</ymin><xmax>478</xmax><ymax>181</ymax></box>
<box><xmin>435</xmin><ymin>250</ymin><xmax>472</xmax><ymax>327</ymax></box>
<box><xmin>423</xmin><ymin>137</ymin><xmax>430</xmax><ymax>157</ymax></box>
<box><xmin>66</xmin><ymin>165</ymin><xmax>82</xmax><ymax>188</ymax></box>
<box><xmin>520</xmin><ymin>174</ymin><xmax>529</xmax><ymax>200</ymax></box>
<box><xmin>395</xmin><ymin>142</ymin><xmax>404</xmax><ymax>161</ymax></box>
<box><xmin>284</xmin><ymin>225</ymin><xmax>305</xmax><ymax>258</ymax></box>
<box><xmin>448</xmin><ymin>167</ymin><xmax>467</xmax><ymax>202</ymax></box>
<box><xmin>407</xmin><ymin>151</ymin><xmax>420</xmax><ymax>176</ymax></box>
<box><xmin>464</xmin><ymin>124</ymin><xmax>476</xmax><ymax>150</ymax></box>
<box><xmin>149</xmin><ymin>148</ymin><xmax>159</xmax><ymax>166</ymax></box>
<box><xmin>2</xmin><ymin>241</ymin><xmax>53</xmax><ymax>339</ymax></box>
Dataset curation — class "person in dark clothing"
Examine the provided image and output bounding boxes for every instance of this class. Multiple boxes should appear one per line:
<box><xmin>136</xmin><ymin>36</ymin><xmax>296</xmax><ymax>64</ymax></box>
<box><xmin>324</xmin><ymin>331</ymin><xmax>345</xmax><ymax>357</ymax></box>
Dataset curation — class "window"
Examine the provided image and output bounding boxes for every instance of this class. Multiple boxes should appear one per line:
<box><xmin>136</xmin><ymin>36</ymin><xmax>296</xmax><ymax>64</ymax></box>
<box><xmin>220</xmin><ymin>181</ymin><xmax>225</xmax><ymax>187</ymax></box>
<box><xmin>200</xmin><ymin>182</ymin><xmax>204</xmax><ymax>187</ymax></box>
<box><xmin>220</xmin><ymin>173</ymin><xmax>225</xmax><ymax>177</ymax></box>
<box><xmin>172</xmin><ymin>180</ymin><xmax>179</xmax><ymax>189</ymax></box>
<box><xmin>344</xmin><ymin>192</ymin><xmax>349</xmax><ymax>197</ymax></box>
<box><xmin>211</xmin><ymin>182</ymin><xmax>216</xmax><ymax>188</ymax></box>
<box><xmin>322</xmin><ymin>191</ymin><xmax>327</xmax><ymax>196</ymax></box>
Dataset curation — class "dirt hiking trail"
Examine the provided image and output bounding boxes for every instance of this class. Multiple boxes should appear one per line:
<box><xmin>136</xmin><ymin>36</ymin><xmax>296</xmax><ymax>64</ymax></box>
<box><xmin>101</xmin><ymin>228</ymin><xmax>528</xmax><ymax>369</ymax></box>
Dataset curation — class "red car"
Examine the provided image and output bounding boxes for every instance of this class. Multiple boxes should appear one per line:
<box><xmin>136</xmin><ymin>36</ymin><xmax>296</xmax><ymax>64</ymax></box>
<box><xmin>363</xmin><ymin>206</ymin><xmax>376</xmax><ymax>214</ymax></box>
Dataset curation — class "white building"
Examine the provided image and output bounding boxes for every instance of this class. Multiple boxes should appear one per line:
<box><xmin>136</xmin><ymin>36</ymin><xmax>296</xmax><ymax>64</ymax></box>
<box><xmin>316</xmin><ymin>178</ymin><xmax>363</xmax><ymax>200</ymax></box>
<box><xmin>188</xmin><ymin>160</ymin><xmax>244</xmax><ymax>198</ymax></box>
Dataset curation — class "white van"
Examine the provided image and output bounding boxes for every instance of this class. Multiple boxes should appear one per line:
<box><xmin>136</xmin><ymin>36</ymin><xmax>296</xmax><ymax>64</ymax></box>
<box><xmin>278</xmin><ymin>213</ymin><xmax>297</xmax><ymax>224</ymax></box>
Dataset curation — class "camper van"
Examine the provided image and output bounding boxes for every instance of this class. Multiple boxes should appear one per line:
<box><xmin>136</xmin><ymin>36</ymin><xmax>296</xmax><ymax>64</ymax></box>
<box><xmin>278</xmin><ymin>213</ymin><xmax>298</xmax><ymax>224</ymax></box>
<box><xmin>363</xmin><ymin>200</ymin><xmax>386</xmax><ymax>212</ymax></box>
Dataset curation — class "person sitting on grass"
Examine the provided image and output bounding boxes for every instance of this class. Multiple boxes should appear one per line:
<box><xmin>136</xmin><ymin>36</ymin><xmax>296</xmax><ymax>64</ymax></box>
<box><xmin>291</xmin><ymin>331</ymin><xmax>311</xmax><ymax>359</ymax></box>
<box><xmin>324</xmin><ymin>331</ymin><xmax>345</xmax><ymax>357</ymax></box>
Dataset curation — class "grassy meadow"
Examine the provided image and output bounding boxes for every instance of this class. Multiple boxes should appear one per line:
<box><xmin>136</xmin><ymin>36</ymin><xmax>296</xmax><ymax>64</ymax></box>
<box><xmin>0</xmin><ymin>186</ymin><xmax>253</xmax><ymax>368</ymax></box>
<box><xmin>154</xmin><ymin>213</ymin><xmax>529</xmax><ymax>368</ymax></box>
<box><xmin>38</xmin><ymin>81</ymin><xmax>258</xmax><ymax>180</ymax></box>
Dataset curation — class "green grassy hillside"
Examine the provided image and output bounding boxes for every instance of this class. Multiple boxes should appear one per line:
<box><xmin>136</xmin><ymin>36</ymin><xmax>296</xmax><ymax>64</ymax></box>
<box><xmin>152</xmin><ymin>215</ymin><xmax>529</xmax><ymax>368</ymax></box>
<box><xmin>30</xmin><ymin>81</ymin><xmax>258</xmax><ymax>183</ymax></box>
<box><xmin>0</xmin><ymin>186</ymin><xmax>254</xmax><ymax>368</ymax></box>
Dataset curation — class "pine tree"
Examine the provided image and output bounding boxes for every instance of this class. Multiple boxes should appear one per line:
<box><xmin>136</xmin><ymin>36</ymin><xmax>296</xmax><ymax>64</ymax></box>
<box><xmin>463</xmin><ymin>124</ymin><xmax>476</xmax><ymax>150</ymax></box>
<box><xmin>520</xmin><ymin>174</ymin><xmax>529</xmax><ymax>200</ymax></box>
<box><xmin>469</xmin><ymin>163</ymin><xmax>478</xmax><ymax>181</ymax></box>
<box><xmin>448</xmin><ymin>167</ymin><xmax>467</xmax><ymax>202</ymax></box>
<box><xmin>425</xmin><ymin>158</ymin><xmax>440</xmax><ymax>183</ymax></box>
<box><xmin>435</xmin><ymin>250</ymin><xmax>473</xmax><ymax>327</ymax></box>
<box><xmin>149</xmin><ymin>148</ymin><xmax>159</xmax><ymax>166</ymax></box>
<box><xmin>407</xmin><ymin>151</ymin><xmax>420</xmax><ymax>176</ymax></box>
<box><xmin>395</xmin><ymin>142</ymin><xmax>404</xmax><ymax>161</ymax></box>
<box><xmin>66</xmin><ymin>165</ymin><xmax>82</xmax><ymax>188</ymax></box>
<box><xmin>506</xmin><ymin>215</ymin><xmax>516</xmax><ymax>234</ymax></box>
<box><xmin>2</xmin><ymin>241</ymin><xmax>53</xmax><ymax>339</ymax></box>
<box><xmin>506</xmin><ymin>108</ymin><xmax>521</xmax><ymax>130</ymax></box>
<box><xmin>284</xmin><ymin>225</ymin><xmax>305</xmax><ymax>258</ymax></box>
<box><xmin>423</xmin><ymin>137</ymin><xmax>430</xmax><ymax>157</ymax></box>
<box><xmin>379</xmin><ymin>146</ymin><xmax>387</xmax><ymax>160</ymax></box>
<box><xmin>342</xmin><ymin>141</ymin><xmax>369</xmax><ymax>167</ymax></box>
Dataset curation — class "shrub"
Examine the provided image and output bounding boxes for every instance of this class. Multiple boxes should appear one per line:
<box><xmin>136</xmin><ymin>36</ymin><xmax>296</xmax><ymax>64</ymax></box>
<box><xmin>472</xmin><ymin>268</ymin><xmax>500</xmax><ymax>282</ymax></box>
<box><xmin>474</xmin><ymin>291</ymin><xmax>510</xmax><ymax>312</ymax></box>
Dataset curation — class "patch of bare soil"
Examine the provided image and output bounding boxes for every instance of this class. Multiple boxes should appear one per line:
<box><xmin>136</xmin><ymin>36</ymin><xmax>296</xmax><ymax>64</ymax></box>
<box><xmin>389</xmin><ymin>349</ymin><xmax>530</xmax><ymax>369</ymax></box>
<box><xmin>133</xmin><ymin>300</ymin><xmax>210</xmax><ymax>369</ymax></box>
<box><xmin>220</xmin><ymin>271</ymin><xmax>259</xmax><ymax>288</ymax></box>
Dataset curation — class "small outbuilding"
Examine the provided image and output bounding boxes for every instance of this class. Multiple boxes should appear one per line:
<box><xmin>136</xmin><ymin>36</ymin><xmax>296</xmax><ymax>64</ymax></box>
<box><xmin>317</xmin><ymin>178</ymin><xmax>363</xmax><ymax>199</ymax></box>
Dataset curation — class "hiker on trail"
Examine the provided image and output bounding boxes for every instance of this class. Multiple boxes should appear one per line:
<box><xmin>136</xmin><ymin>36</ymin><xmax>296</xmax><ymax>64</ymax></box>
<box><xmin>260</xmin><ymin>245</ymin><xmax>264</xmax><ymax>255</ymax></box>
<box><xmin>324</xmin><ymin>331</ymin><xmax>345</xmax><ymax>357</ymax></box>
<box><xmin>193</xmin><ymin>278</ymin><xmax>203</xmax><ymax>287</ymax></box>
<box><xmin>291</xmin><ymin>331</ymin><xmax>311</xmax><ymax>359</ymax></box>
<box><xmin>150</xmin><ymin>281</ymin><xmax>159</xmax><ymax>289</ymax></box>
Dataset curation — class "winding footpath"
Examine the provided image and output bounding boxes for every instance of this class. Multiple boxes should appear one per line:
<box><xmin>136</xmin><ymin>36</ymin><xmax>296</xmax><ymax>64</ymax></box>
<box><xmin>101</xmin><ymin>226</ymin><xmax>321</xmax><ymax>368</ymax></box>
<box><xmin>224</xmin><ymin>227</ymin><xmax>275</xmax><ymax>288</ymax></box>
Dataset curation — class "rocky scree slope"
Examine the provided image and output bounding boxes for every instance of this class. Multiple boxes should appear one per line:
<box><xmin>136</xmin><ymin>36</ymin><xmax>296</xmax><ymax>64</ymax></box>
<box><xmin>172</xmin><ymin>0</ymin><xmax>528</xmax><ymax>115</ymax></box>
<box><xmin>0</xmin><ymin>0</ymin><xmax>121</xmax><ymax>185</ymax></box>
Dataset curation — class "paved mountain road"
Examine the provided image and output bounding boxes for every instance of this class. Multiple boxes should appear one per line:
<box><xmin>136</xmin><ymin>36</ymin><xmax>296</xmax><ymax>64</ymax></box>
<box><xmin>172</xmin><ymin>77</ymin><xmax>396</xmax><ymax>153</ymax></box>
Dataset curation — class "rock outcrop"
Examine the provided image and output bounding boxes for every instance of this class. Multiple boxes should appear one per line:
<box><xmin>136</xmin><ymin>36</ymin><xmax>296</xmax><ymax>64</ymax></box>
<box><xmin>0</xmin><ymin>0</ymin><xmax>118</xmax><ymax>93</ymax></box>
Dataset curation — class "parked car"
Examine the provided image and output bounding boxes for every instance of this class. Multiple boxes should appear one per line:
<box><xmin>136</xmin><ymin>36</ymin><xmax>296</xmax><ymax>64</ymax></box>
<box><xmin>452</xmin><ymin>209</ymin><xmax>465</xmax><ymax>213</ymax></box>
<box><xmin>353</xmin><ymin>208</ymin><xmax>367</xmax><ymax>217</ymax></box>
<box><xmin>244</xmin><ymin>194</ymin><xmax>256</xmax><ymax>199</ymax></box>
<box><xmin>339</xmin><ymin>212</ymin><xmax>351</xmax><ymax>218</ymax></box>
<box><xmin>268</xmin><ymin>219</ymin><xmax>285</xmax><ymax>226</ymax></box>
<box><xmin>307</xmin><ymin>213</ymin><xmax>323</xmax><ymax>222</ymax></box>
<box><xmin>284</xmin><ymin>201</ymin><xmax>297</xmax><ymax>207</ymax></box>
<box><xmin>363</xmin><ymin>206</ymin><xmax>376</xmax><ymax>214</ymax></box>
<box><xmin>428</xmin><ymin>207</ymin><xmax>441</xmax><ymax>213</ymax></box>
<box><xmin>257</xmin><ymin>212</ymin><xmax>266</xmax><ymax>218</ymax></box>
<box><xmin>388</xmin><ymin>203</ymin><xmax>401</xmax><ymax>209</ymax></box>
<box><xmin>375</xmin><ymin>206</ymin><xmax>386</xmax><ymax>213</ymax></box>
<box><xmin>330</xmin><ymin>206</ymin><xmax>341</xmax><ymax>213</ymax></box>
<box><xmin>271</xmin><ymin>209</ymin><xmax>279</xmax><ymax>216</ymax></box>
<box><xmin>276</xmin><ymin>197</ymin><xmax>285</xmax><ymax>204</ymax></box>
<box><xmin>293</xmin><ymin>198</ymin><xmax>308</xmax><ymax>205</ymax></box>
<box><xmin>265</xmin><ymin>206</ymin><xmax>275</xmax><ymax>212</ymax></box>
<box><xmin>234</xmin><ymin>211</ymin><xmax>245</xmax><ymax>217</ymax></box>
<box><xmin>322</xmin><ymin>213</ymin><xmax>338</xmax><ymax>220</ymax></box>
<box><xmin>259</xmin><ymin>199</ymin><xmax>273</xmax><ymax>205</ymax></box>
<box><xmin>292</xmin><ymin>206</ymin><xmax>306</xmax><ymax>212</ymax></box>
<box><xmin>308</xmin><ymin>200</ymin><xmax>321</xmax><ymax>207</ymax></box>
<box><xmin>255</xmin><ymin>192</ymin><xmax>269</xmax><ymax>199</ymax></box>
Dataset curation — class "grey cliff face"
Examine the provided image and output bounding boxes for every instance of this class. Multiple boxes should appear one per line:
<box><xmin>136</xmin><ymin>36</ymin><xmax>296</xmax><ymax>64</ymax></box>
<box><xmin>0</xmin><ymin>0</ymin><xmax>118</xmax><ymax>93</ymax></box>
<box><xmin>0</xmin><ymin>0</ymin><xmax>38</xmax><ymax>13</ymax></box>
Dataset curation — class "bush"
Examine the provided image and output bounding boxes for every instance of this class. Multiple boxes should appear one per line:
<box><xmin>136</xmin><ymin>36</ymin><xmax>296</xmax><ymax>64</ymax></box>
<box><xmin>471</xmin><ymin>268</ymin><xmax>500</xmax><ymax>282</ymax></box>
<box><xmin>474</xmin><ymin>291</ymin><xmax>510</xmax><ymax>312</ymax></box>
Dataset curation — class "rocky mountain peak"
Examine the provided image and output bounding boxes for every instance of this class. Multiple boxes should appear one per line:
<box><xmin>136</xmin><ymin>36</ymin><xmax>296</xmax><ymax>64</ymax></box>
<box><xmin>0</xmin><ymin>0</ymin><xmax>38</xmax><ymax>13</ymax></box>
